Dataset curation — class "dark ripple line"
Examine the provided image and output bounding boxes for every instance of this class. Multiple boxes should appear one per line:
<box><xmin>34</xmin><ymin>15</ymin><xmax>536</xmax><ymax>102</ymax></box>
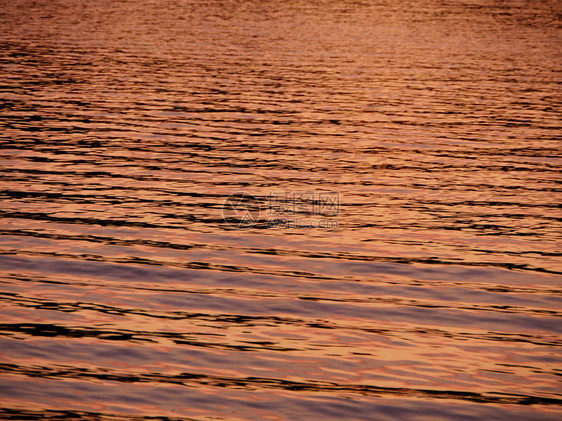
<box><xmin>0</xmin><ymin>248</ymin><xmax>336</xmax><ymax>280</ymax></box>
<box><xmin>2</xmin><ymin>282</ymin><xmax>561</xmax><ymax>321</ymax></box>
<box><xmin>8</xmin><ymin>229</ymin><xmax>562</xmax><ymax>266</ymax></box>
<box><xmin>2</xmin><ymin>137</ymin><xmax>561</xmax><ymax>163</ymax></box>
<box><xmin>1</xmin><ymin>363</ymin><xmax>560</xmax><ymax>406</ymax></box>
<box><xmin>2</xmin><ymin>166</ymin><xmax>559</xmax><ymax>194</ymax></box>
<box><xmin>1</xmin><ymin>298</ymin><xmax>560</xmax><ymax>347</ymax></box>
<box><xmin>0</xmin><ymin>323</ymin><xmax>297</xmax><ymax>352</ymax></box>
<box><xmin>0</xmin><ymin>407</ymin><xmax>199</xmax><ymax>421</ymax></box>
<box><xmin>1</xmin><ymin>227</ymin><xmax>559</xmax><ymax>275</ymax></box>
<box><xmin>5</xmin><ymin>269</ymin><xmax>561</xmax><ymax>300</ymax></box>
<box><xmin>2</xmin><ymin>228</ymin><xmax>561</xmax><ymax>262</ymax></box>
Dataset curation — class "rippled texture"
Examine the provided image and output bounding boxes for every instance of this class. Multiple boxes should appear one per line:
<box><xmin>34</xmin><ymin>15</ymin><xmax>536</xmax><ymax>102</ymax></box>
<box><xmin>1</xmin><ymin>0</ymin><xmax>561</xmax><ymax>420</ymax></box>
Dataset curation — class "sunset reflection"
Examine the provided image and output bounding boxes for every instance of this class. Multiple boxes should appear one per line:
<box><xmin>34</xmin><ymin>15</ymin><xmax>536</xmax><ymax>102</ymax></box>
<box><xmin>0</xmin><ymin>0</ymin><xmax>561</xmax><ymax>420</ymax></box>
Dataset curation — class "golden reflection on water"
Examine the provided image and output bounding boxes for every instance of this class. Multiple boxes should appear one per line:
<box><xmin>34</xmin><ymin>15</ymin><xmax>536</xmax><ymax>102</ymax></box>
<box><xmin>0</xmin><ymin>0</ymin><xmax>561</xmax><ymax>420</ymax></box>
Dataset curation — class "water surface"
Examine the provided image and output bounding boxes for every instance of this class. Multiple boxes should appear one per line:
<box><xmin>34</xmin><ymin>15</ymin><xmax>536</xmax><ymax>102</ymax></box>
<box><xmin>0</xmin><ymin>0</ymin><xmax>561</xmax><ymax>419</ymax></box>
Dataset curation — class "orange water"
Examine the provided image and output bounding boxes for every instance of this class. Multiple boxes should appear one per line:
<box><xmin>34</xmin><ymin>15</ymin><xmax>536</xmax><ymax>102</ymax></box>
<box><xmin>0</xmin><ymin>0</ymin><xmax>561</xmax><ymax>420</ymax></box>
